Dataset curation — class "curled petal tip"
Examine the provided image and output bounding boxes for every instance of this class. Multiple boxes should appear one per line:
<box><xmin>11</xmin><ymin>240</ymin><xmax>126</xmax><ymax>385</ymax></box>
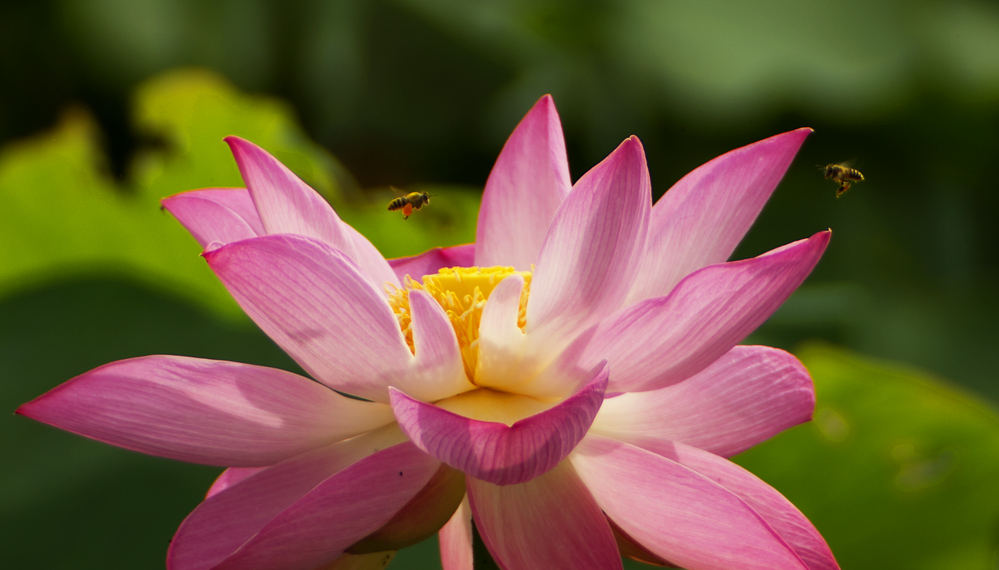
<box><xmin>619</xmin><ymin>135</ymin><xmax>644</xmax><ymax>153</ymax></box>
<box><xmin>201</xmin><ymin>241</ymin><xmax>226</xmax><ymax>256</ymax></box>
<box><xmin>223</xmin><ymin>136</ymin><xmax>268</xmax><ymax>160</ymax></box>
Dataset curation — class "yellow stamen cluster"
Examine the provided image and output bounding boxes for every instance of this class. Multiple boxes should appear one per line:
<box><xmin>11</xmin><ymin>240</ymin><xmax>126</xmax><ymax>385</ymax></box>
<box><xmin>386</xmin><ymin>267</ymin><xmax>532</xmax><ymax>381</ymax></box>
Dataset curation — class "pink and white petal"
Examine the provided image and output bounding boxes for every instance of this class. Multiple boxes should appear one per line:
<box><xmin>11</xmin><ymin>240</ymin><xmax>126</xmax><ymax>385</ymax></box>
<box><xmin>658</xmin><ymin>442</ymin><xmax>840</xmax><ymax>570</ymax></box>
<box><xmin>211</xmin><ymin>443</ymin><xmax>440</xmax><ymax>570</ymax></box>
<box><xmin>226</xmin><ymin>137</ymin><xmax>346</xmax><ymax>243</ymax></box>
<box><xmin>467</xmin><ymin>461</ymin><xmax>621</xmax><ymax>570</ymax></box>
<box><xmin>342</xmin><ymin>222</ymin><xmax>402</xmax><ymax>290</ymax></box>
<box><xmin>473</xmin><ymin>274</ymin><xmax>534</xmax><ymax>392</ymax></box>
<box><xmin>389</xmin><ymin>362</ymin><xmax>608</xmax><ymax>486</ymax></box>
<box><xmin>16</xmin><ymin>356</ymin><xmax>392</xmax><ymax>466</ymax></box>
<box><xmin>526</xmin><ymin>136</ymin><xmax>651</xmax><ymax>352</ymax></box>
<box><xmin>475</xmin><ymin>272</ymin><xmax>591</xmax><ymax>399</ymax></box>
<box><xmin>168</xmin><ymin>426</ymin><xmax>411</xmax><ymax>570</ymax></box>
<box><xmin>161</xmin><ymin>188</ymin><xmax>266</xmax><ymax>248</ymax></box>
<box><xmin>439</xmin><ymin>497</ymin><xmax>473</xmax><ymax>570</ymax></box>
<box><xmin>572</xmin><ymin>436</ymin><xmax>808</xmax><ymax>570</ymax></box>
<box><xmin>570</xmin><ymin>231</ymin><xmax>830</xmax><ymax>394</ymax></box>
<box><xmin>397</xmin><ymin>290</ymin><xmax>475</xmax><ymax>401</ymax></box>
<box><xmin>628</xmin><ymin>128</ymin><xmax>812</xmax><ymax>304</ymax></box>
<box><xmin>204</xmin><ymin>234</ymin><xmax>412</xmax><ymax>403</ymax></box>
<box><xmin>388</xmin><ymin>243</ymin><xmax>475</xmax><ymax>283</ymax></box>
<box><xmin>590</xmin><ymin>345</ymin><xmax>815</xmax><ymax>457</ymax></box>
<box><xmin>225</xmin><ymin>137</ymin><xmax>398</xmax><ymax>289</ymax></box>
<box><xmin>207</xmin><ymin>467</ymin><xmax>265</xmax><ymax>498</ymax></box>
<box><xmin>476</xmin><ymin>95</ymin><xmax>571</xmax><ymax>270</ymax></box>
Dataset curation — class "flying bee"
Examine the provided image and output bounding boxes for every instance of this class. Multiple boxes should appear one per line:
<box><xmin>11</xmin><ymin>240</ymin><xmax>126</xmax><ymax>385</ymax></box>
<box><xmin>822</xmin><ymin>164</ymin><xmax>864</xmax><ymax>197</ymax></box>
<box><xmin>387</xmin><ymin>191</ymin><xmax>431</xmax><ymax>219</ymax></box>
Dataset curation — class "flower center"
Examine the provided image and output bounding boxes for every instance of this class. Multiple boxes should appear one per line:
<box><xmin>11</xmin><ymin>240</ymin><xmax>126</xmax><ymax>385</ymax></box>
<box><xmin>387</xmin><ymin>266</ymin><xmax>531</xmax><ymax>381</ymax></box>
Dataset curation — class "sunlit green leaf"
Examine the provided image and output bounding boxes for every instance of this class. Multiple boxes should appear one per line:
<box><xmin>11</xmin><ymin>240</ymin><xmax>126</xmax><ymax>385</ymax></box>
<box><xmin>339</xmin><ymin>184</ymin><xmax>479</xmax><ymax>261</ymax></box>
<box><xmin>0</xmin><ymin>69</ymin><xmax>481</xmax><ymax>318</ymax></box>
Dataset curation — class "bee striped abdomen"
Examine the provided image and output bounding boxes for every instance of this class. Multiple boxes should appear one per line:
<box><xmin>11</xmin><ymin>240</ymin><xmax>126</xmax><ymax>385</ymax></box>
<box><xmin>823</xmin><ymin>164</ymin><xmax>865</xmax><ymax>197</ymax></box>
<box><xmin>388</xmin><ymin>191</ymin><xmax>431</xmax><ymax>219</ymax></box>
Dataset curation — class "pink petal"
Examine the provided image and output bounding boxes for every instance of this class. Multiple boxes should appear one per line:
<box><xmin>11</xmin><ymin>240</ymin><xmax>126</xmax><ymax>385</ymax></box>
<box><xmin>467</xmin><ymin>461</ymin><xmax>621</xmax><ymax>570</ymax></box>
<box><xmin>225</xmin><ymin>137</ymin><xmax>398</xmax><ymax>289</ymax></box>
<box><xmin>439</xmin><ymin>497</ymin><xmax>473</xmax><ymax>570</ymax></box>
<box><xmin>398</xmin><ymin>289</ymin><xmax>475</xmax><ymax>401</ymax></box>
<box><xmin>346</xmin><ymin>463</ymin><xmax>466</xmax><ymax>555</ymax></box>
<box><xmin>161</xmin><ymin>188</ymin><xmax>264</xmax><ymax>248</ymax></box>
<box><xmin>207</xmin><ymin>467</ymin><xmax>265</xmax><ymax>498</ymax></box>
<box><xmin>17</xmin><ymin>356</ymin><xmax>392</xmax><ymax>466</ymax></box>
<box><xmin>168</xmin><ymin>428</ymin><xmax>418</xmax><ymax>570</ymax></box>
<box><xmin>658</xmin><ymin>442</ymin><xmax>840</xmax><ymax>570</ymax></box>
<box><xmin>389</xmin><ymin>362</ymin><xmax>608</xmax><ymax>485</ymax></box>
<box><xmin>572</xmin><ymin>436</ymin><xmax>808</xmax><ymax>570</ymax></box>
<box><xmin>226</xmin><ymin>136</ymin><xmax>346</xmax><ymax>243</ymax></box>
<box><xmin>628</xmin><ymin>128</ymin><xmax>812</xmax><ymax>304</ymax></box>
<box><xmin>342</xmin><ymin>221</ymin><xmax>403</xmax><ymax>290</ymax></box>
<box><xmin>569</xmin><ymin>231</ymin><xmax>830</xmax><ymax>394</ymax></box>
<box><xmin>590</xmin><ymin>345</ymin><xmax>815</xmax><ymax>457</ymax></box>
<box><xmin>526</xmin><ymin>136</ymin><xmax>651</xmax><ymax>352</ymax></box>
<box><xmin>212</xmin><ymin>443</ymin><xmax>439</xmax><ymax>570</ymax></box>
<box><xmin>475</xmin><ymin>95</ymin><xmax>571</xmax><ymax>270</ymax></box>
<box><xmin>204</xmin><ymin>234</ymin><xmax>413</xmax><ymax>403</ymax></box>
<box><xmin>388</xmin><ymin>243</ymin><xmax>475</xmax><ymax>283</ymax></box>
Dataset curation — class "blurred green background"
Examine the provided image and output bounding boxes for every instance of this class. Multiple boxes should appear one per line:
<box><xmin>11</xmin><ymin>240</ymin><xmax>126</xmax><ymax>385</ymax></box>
<box><xmin>2</xmin><ymin>1</ymin><xmax>997</xmax><ymax>568</ymax></box>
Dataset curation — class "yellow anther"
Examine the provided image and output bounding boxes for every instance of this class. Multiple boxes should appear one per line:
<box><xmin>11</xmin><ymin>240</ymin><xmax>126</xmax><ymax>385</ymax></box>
<box><xmin>386</xmin><ymin>267</ymin><xmax>532</xmax><ymax>381</ymax></box>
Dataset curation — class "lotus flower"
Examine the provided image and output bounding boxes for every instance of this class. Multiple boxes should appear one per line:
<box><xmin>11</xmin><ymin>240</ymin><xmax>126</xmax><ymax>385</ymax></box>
<box><xmin>18</xmin><ymin>95</ymin><xmax>838</xmax><ymax>570</ymax></box>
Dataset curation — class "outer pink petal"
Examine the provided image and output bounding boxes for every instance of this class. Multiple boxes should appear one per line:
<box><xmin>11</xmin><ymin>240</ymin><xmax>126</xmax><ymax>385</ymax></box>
<box><xmin>16</xmin><ymin>356</ymin><xmax>392</xmax><ymax>466</ymax></box>
<box><xmin>439</xmin><ymin>496</ymin><xmax>473</xmax><ymax>570</ymax></box>
<box><xmin>204</xmin><ymin>234</ymin><xmax>412</xmax><ymax>403</ymax></box>
<box><xmin>476</xmin><ymin>95</ymin><xmax>571</xmax><ymax>270</ymax></box>
<box><xmin>225</xmin><ymin>136</ymin><xmax>398</xmax><ymax>289</ymax></box>
<box><xmin>207</xmin><ymin>468</ymin><xmax>265</xmax><ymax>498</ymax></box>
<box><xmin>225</xmin><ymin>136</ymin><xmax>346</xmax><ymax>244</ymax></box>
<box><xmin>168</xmin><ymin>427</ymin><xmax>413</xmax><ymax>570</ymax></box>
<box><xmin>645</xmin><ymin>442</ymin><xmax>840</xmax><ymax>570</ymax></box>
<box><xmin>342</xmin><ymin>222</ymin><xmax>402</xmax><ymax>290</ymax></box>
<box><xmin>397</xmin><ymin>290</ymin><xmax>475</xmax><ymax>401</ymax></box>
<box><xmin>208</xmin><ymin>443</ymin><xmax>439</xmax><ymax>570</ymax></box>
<box><xmin>467</xmin><ymin>461</ymin><xmax>621</xmax><ymax>570</ymax></box>
<box><xmin>389</xmin><ymin>362</ymin><xmax>608</xmax><ymax>485</ymax></box>
<box><xmin>628</xmin><ymin>128</ymin><xmax>812</xmax><ymax>304</ymax></box>
<box><xmin>568</xmin><ymin>231</ymin><xmax>830</xmax><ymax>394</ymax></box>
<box><xmin>388</xmin><ymin>243</ymin><xmax>475</xmax><ymax>283</ymax></box>
<box><xmin>526</xmin><ymin>136</ymin><xmax>651</xmax><ymax>351</ymax></box>
<box><xmin>162</xmin><ymin>188</ymin><xmax>264</xmax><ymax>248</ymax></box>
<box><xmin>572</xmin><ymin>436</ymin><xmax>808</xmax><ymax>570</ymax></box>
<box><xmin>590</xmin><ymin>345</ymin><xmax>814</xmax><ymax>457</ymax></box>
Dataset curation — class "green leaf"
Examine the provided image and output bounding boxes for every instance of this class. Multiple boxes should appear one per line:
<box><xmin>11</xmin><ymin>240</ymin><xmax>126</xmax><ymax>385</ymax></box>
<box><xmin>0</xmin><ymin>68</ymin><xmax>481</xmax><ymax>318</ymax></box>
<box><xmin>0</xmin><ymin>72</ymin><xmax>328</xmax><ymax>318</ymax></box>
<box><xmin>339</xmin><ymin>184</ymin><xmax>479</xmax><ymax>261</ymax></box>
<box><xmin>735</xmin><ymin>342</ymin><xmax>999</xmax><ymax>570</ymax></box>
